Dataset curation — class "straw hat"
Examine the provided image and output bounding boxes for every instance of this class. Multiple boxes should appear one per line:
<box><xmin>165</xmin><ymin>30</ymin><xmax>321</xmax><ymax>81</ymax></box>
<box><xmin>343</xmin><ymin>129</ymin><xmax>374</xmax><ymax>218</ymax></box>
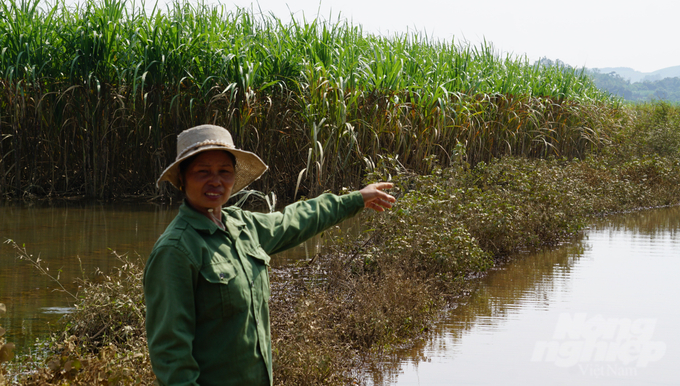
<box><xmin>157</xmin><ymin>124</ymin><xmax>268</xmax><ymax>194</ymax></box>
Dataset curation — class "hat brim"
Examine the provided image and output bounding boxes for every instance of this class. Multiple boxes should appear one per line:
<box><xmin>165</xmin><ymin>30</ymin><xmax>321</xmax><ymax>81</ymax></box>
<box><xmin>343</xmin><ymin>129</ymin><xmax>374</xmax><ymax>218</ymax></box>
<box><xmin>156</xmin><ymin>145</ymin><xmax>268</xmax><ymax>195</ymax></box>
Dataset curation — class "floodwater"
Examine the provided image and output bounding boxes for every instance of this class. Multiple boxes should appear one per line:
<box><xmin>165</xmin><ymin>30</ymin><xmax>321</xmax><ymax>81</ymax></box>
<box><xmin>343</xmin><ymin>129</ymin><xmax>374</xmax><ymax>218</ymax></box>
<box><xmin>0</xmin><ymin>200</ymin><xmax>340</xmax><ymax>349</ymax></box>
<box><xmin>374</xmin><ymin>207</ymin><xmax>680</xmax><ymax>386</ymax></box>
<box><xmin>1</xmin><ymin>202</ymin><xmax>679</xmax><ymax>386</ymax></box>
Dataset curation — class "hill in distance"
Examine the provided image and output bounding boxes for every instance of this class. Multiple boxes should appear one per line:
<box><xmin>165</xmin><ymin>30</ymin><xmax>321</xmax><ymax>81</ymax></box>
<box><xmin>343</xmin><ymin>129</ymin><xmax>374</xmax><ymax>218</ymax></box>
<box><xmin>592</xmin><ymin>65</ymin><xmax>680</xmax><ymax>83</ymax></box>
<box><xmin>535</xmin><ymin>58</ymin><xmax>680</xmax><ymax>102</ymax></box>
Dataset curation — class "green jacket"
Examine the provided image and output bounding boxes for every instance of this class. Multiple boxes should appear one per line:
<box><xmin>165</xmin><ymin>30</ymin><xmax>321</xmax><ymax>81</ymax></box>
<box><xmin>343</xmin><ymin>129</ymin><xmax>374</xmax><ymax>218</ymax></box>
<box><xmin>143</xmin><ymin>192</ymin><xmax>365</xmax><ymax>386</ymax></box>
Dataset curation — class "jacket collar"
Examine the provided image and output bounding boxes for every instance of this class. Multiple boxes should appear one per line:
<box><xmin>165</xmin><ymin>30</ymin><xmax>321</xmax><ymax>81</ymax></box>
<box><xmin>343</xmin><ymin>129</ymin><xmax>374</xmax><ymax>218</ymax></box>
<box><xmin>178</xmin><ymin>201</ymin><xmax>245</xmax><ymax>235</ymax></box>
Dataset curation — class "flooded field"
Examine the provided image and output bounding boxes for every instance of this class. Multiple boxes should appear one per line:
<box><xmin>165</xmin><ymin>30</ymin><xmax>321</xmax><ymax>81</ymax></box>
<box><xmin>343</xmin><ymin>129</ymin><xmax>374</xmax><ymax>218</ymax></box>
<box><xmin>375</xmin><ymin>207</ymin><xmax>680</xmax><ymax>386</ymax></box>
<box><xmin>2</xmin><ymin>202</ymin><xmax>679</xmax><ymax>386</ymax></box>
<box><xmin>0</xmin><ymin>201</ymin><xmax>330</xmax><ymax>349</ymax></box>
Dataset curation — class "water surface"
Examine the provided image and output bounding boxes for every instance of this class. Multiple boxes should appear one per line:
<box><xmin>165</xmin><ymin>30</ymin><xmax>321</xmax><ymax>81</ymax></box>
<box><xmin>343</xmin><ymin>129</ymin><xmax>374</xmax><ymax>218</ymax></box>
<box><xmin>375</xmin><ymin>207</ymin><xmax>680</xmax><ymax>386</ymax></box>
<box><xmin>0</xmin><ymin>200</ymin><xmax>342</xmax><ymax>348</ymax></box>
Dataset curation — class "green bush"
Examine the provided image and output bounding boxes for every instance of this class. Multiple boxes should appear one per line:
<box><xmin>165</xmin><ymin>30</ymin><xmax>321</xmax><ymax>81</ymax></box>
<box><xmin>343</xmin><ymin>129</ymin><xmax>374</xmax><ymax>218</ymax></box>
<box><xmin>625</xmin><ymin>101</ymin><xmax>680</xmax><ymax>158</ymax></box>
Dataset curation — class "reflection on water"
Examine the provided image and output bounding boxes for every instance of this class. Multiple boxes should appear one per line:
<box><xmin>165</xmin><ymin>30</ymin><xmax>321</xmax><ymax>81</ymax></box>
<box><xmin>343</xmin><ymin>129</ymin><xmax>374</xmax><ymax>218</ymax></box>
<box><xmin>375</xmin><ymin>206</ymin><xmax>680</xmax><ymax>386</ymax></box>
<box><xmin>0</xmin><ymin>200</ymin><xmax>353</xmax><ymax>350</ymax></box>
<box><xmin>39</xmin><ymin>307</ymin><xmax>74</xmax><ymax>315</ymax></box>
<box><xmin>0</xmin><ymin>200</ymin><xmax>177</xmax><ymax>348</ymax></box>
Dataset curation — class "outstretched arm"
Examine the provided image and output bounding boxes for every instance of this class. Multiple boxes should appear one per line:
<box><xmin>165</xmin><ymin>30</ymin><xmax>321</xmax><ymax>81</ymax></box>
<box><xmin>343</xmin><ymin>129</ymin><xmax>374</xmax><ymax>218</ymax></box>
<box><xmin>360</xmin><ymin>182</ymin><xmax>396</xmax><ymax>212</ymax></box>
<box><xmin>249</xmin><ymin>183</ymin><xmax>395</xmax><ymax>255</ymax></box>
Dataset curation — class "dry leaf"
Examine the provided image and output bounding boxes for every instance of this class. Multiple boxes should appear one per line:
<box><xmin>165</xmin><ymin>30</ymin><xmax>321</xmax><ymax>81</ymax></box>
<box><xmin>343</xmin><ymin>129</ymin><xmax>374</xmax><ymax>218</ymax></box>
<box><xmin>47</xmin><ymin>359</ymin><xmax>61</xmax><ymax>371</ymax></box>
<box><xmin>0</xmin><ymin>343</ymin><xmax>15</xmax><ymax>362</ymax></box>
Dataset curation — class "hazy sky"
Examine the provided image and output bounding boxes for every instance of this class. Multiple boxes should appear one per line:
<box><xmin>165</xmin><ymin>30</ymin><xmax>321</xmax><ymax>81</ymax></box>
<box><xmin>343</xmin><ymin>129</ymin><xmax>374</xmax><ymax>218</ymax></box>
<box><xmin>55</xmin><ymin>0</ymin><xmax>677</xmax><ymax>73</ymax></box>
<box><xmin>210</xmin><ymin>0</ymin><xmax>678</xmax><ymax>73</ymax></box>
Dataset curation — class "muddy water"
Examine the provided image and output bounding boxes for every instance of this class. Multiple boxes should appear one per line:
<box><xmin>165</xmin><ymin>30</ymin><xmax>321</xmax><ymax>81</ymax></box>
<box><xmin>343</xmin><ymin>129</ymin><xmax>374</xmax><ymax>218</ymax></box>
<box><xmin>2</xmin><ymin>202</ymin><xmax>679</xmax><ymax>385</ymax></box>
<box><xmin>375</xmin><ymin>207</ymin><xmax>680</xmax><ymax>386</ymax></box>
<box><xmin>0</xmin><ymin>201</ymin><xmax>343</xmax><ymax>349</ymax></box>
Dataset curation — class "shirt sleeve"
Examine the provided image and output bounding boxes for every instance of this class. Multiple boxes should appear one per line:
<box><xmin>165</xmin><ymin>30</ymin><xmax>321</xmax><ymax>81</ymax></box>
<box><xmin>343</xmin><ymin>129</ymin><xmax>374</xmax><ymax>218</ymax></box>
<box><xmin>144</xmin><ymin>243</ymin><xmax>201</xmax><ymax>386</ymax></box>
<box><xmin>248</xmin><ymin>191</ymin><xmax>365</xmax><ymax>255</ymax></box>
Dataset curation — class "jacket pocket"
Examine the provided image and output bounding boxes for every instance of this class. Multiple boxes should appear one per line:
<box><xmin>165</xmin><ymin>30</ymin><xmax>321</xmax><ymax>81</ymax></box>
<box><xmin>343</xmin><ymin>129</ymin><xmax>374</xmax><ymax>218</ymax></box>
<box><xmin>197</xmin><ymin>257</ymin><xmax>248</xmax><ymax>320</ymax></box>
<box><xmin>245</xmin><ymin>246</ymin><xmax>271</xmax><ymax>303</ymax></box>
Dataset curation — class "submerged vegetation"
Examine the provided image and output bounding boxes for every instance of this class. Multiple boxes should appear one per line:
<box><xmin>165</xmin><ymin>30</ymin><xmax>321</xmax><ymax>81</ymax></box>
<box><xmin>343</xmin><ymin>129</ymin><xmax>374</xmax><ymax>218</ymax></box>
<box><xmin>3</xmin><ymin>0</ymin><xmax>680</xmax><ymax>384</ymax></box>
<box><xmin>5</xmin><ymin>145</ymin><xmax>680</xmax><ymax>384</ymax></box>
<box><xmin>0</xmin><ymin>0</ymin><xmax>617</xmax><ymax>200</ymax></box>
<box><xmin>273</xmin><ymin>154</ymin><xmax>680</xmax><ymax>385</ymax></box>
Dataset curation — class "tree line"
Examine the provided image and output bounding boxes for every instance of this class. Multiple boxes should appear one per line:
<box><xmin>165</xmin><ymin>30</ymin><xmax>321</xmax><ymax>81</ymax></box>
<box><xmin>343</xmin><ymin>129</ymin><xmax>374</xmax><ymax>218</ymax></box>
<box><xmin>534</xmin><ymin>58</ymin><xmax>680</xmax><ymax>103</ymax></box>
<box><xmin>588</xmin><ymin>70</ymin><xmax>680</xmax><ymax>103</ymax></box>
